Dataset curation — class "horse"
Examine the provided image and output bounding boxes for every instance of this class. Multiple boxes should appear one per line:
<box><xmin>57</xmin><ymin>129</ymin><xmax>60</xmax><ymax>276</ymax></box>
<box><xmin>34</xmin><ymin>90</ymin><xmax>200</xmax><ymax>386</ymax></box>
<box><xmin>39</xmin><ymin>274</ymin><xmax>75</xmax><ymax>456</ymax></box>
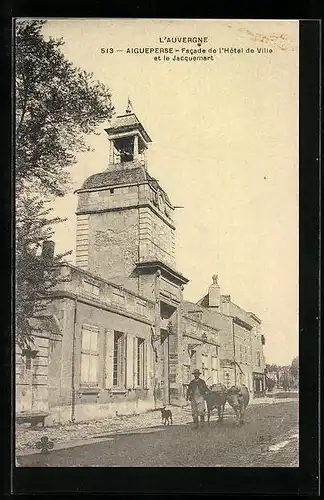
<box><xmin>226</xmin><ymin>385</ymin><xmax>250</xmax><ymax>426</ymax></box>
<box><xmin>205</xmin><ymin>383</ymin><xmax>227</xmax><ymax>423</ymax></box>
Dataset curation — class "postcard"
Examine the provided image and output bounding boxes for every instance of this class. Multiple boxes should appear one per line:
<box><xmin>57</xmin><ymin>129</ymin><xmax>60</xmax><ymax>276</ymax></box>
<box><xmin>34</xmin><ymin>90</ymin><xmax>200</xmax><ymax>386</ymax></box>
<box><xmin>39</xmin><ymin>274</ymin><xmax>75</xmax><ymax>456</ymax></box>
<box><xmin>15</xmin><ymin>18</ymin><xmax>301</xmax><ymax>472</ymax></box>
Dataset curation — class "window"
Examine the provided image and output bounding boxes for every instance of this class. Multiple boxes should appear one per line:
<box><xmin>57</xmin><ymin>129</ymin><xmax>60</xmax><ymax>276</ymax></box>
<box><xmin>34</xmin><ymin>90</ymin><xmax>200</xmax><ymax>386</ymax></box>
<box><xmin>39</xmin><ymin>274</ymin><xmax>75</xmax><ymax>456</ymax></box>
<box><xmin>256</xmin><ymin>351</ymin><xmax>261</xmax><ymax>367</ymax></box>
<box><xmin>80</xmin><ymin>326</ymin><xmax>99</xmax><ymax>386</ymax></box>
<box><xmin>244</xmin><ymin>346</ymin><xmax>248</xmax><ymax>363</ymax></box>
<box><xmin>202</xmin><ymin>354</ymin><xmax>209</xmax><ymax>381</ymax></box>
<box><xmin>84</xmin><ymin>281</ymin><xmax>100</xmax><ymax>297</ymax></box>
<box><xmin>239</xmin><ymin>344</ymin><xmax>243</xmax><ymax>362</ymax></box>
<box><xmin>190</xmin><ymin>350</ymin><xmax>197</xmax><ymax>367</ymax></box>
<box><xmin>137</xmin><ymin>338</ymin><xmax>145</xmax><ymax>387</ymax></box>
<box><xmin>183</xmin><ymin>365</ymin><xmax>191</xmax><ymax>384</ymax></box>
<box><xmin>113</xmin><ymin>331</ymin><xmax>126</xmax><ymax>387</ymax></box>
<box><xmin>211</xmin><ymin>356</ymin><xmax>219</xmax><ymax>384</ymax></box>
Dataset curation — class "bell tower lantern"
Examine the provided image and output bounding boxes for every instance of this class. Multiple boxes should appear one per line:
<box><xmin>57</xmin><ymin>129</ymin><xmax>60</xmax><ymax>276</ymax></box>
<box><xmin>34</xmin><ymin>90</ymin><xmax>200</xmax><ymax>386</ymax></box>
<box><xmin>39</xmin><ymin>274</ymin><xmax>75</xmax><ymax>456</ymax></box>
<box><xmin>106</xmin><ymin>99</ymin><xmax>151</xmax><ymax>167</ymax></box>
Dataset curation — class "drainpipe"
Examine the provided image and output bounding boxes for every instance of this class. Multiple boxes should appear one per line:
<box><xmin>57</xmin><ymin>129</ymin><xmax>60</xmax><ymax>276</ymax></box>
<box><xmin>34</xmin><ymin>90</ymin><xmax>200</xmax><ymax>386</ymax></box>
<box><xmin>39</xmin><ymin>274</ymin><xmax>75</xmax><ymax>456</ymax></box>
<box><xmin>232</xmin><ymin>318</ymin><xmax>237</xmax><ymax>385</ymax></box>
<box><xmin>167</xmin><ymin>326</ymin><xmax>170</xmax><ymax>404</ymax></box>
<box><xmin>71</xmin><ymin>296</ymin><xmax>78</xmax><ymax>422</ymax></box>
<box><xmin>151</xmin><ymin>325</ymin><xmax>157</xmax><ymax>408</ymax></box>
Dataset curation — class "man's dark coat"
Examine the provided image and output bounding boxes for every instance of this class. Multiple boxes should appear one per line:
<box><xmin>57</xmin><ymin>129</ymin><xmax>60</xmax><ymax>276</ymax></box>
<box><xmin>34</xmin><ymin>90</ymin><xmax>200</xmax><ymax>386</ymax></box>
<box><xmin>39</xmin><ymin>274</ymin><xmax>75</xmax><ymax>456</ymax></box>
<box><xmin>186</xmin><ymin>378</ymin><xmax>209</xmax><ymax>401</ymax></box>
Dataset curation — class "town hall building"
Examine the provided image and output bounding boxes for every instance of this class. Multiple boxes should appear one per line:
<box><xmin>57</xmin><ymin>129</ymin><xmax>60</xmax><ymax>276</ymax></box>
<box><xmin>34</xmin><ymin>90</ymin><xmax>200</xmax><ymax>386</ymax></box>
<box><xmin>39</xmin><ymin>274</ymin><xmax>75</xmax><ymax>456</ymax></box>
<box><xmin>16</xmin><ymin>105</ymin><xmax>266</xmax><ymax>424</ymax></box>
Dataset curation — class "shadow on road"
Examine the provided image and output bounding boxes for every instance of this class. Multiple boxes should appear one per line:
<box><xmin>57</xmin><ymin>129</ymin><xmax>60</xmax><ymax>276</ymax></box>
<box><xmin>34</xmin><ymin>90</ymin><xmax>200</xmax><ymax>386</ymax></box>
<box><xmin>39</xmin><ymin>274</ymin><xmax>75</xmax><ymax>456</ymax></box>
<box><xmin>17</xmin><ymin>401</ymin><xmax>298</xmax><ymax>468</ymax></box>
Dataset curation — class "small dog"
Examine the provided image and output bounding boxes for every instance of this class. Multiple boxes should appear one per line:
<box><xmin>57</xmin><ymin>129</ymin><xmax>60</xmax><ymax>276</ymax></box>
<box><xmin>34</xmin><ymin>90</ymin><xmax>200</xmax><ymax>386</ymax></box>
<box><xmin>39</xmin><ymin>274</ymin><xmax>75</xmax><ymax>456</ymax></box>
<box><xmin>160</xmin><ymin>406</ymin><xmax>173</xmax><ymax>425</ymax></box>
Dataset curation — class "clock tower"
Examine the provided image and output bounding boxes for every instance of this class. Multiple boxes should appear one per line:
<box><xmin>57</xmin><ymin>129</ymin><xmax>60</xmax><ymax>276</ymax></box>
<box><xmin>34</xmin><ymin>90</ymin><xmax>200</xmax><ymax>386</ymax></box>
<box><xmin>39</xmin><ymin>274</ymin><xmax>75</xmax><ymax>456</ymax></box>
<box><xmin>75</xmin><ymin>104</ymin><xmax>188</xmax><ymax>404</ymax></box>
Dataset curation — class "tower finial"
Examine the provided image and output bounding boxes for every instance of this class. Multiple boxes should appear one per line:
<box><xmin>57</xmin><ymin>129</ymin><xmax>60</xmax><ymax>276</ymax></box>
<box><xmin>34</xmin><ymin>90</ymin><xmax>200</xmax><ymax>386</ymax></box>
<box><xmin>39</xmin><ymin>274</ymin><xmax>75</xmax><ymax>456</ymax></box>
<box><xmin>212</xmin><ymin>274</ymin><xmax>218</xmax><ymax>285</ymax></box>
<box><xmin>126</xmin><ymin>97</ymin><xmax>133</xmax><ymax>114</ymax></box>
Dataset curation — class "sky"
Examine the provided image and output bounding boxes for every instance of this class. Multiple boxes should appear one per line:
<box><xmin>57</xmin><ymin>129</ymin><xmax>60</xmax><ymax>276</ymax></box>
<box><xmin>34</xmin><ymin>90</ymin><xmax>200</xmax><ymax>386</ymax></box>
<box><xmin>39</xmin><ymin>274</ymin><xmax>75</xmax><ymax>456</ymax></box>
<box><xmin>39</xmin><ymin>19</ymin><xmax>299</xmax><ymax>366</ymax></box>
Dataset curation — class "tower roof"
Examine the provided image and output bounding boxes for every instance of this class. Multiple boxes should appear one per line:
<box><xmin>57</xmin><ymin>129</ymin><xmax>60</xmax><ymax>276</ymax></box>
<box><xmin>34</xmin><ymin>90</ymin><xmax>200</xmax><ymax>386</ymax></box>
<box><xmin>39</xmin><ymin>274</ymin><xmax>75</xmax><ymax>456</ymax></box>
<box><xmin>80</xmin><ymin>161</ymin><xmax>146</xmax><ymax>190</ymax></box>
<box><xmin>105</xmin><ymin>113</ymin><xmax>152</xmax><ymax>143</ymax></box>
<box><xmin>77</xmin><ymin>161</ymin><xmax>171</xmax><ymax>204</ymax></box>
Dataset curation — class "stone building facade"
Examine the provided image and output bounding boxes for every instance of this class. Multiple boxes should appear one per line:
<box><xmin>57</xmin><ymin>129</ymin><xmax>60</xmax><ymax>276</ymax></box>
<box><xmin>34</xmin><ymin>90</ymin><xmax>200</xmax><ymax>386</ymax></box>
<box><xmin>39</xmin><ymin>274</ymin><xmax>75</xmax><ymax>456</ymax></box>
<box><xmin>16</xmin><ymin>106</ymin><xmax>265</xmax><ymax>423</ymax></box>
<box><xmin>197</xmin><ymin>275</ymin><xmax>266</xmax><ymax>395</ymax></box>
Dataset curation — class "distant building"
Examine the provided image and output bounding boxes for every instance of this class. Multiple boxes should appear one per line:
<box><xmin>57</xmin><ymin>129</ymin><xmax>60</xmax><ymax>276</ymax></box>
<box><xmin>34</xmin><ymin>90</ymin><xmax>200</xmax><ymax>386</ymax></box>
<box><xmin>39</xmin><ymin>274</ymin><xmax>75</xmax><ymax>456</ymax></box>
<box><xmin>197</xmin><ymin>275</ymin><xmax>266</xmax><ymax>394</ymax></box>
<box><xmin>183</xmin><ymin>275</ymin><xmax>266</xmax><ymax>396</ymax></box>
<box><xmin>16</xmin><ymin>106</ymin><xmax>265</xmax><ymax>424</ymax></box>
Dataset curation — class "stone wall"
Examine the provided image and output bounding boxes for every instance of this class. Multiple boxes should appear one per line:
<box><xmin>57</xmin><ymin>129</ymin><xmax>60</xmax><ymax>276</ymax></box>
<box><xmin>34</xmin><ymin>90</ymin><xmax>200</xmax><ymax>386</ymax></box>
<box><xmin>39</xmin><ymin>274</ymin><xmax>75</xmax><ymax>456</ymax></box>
<box><xmin>87</xmin><ymin>209</ymin><xmax>139</xmax><ymax>292</ymax></box>
<box><xmin>44</xmin><ymin>274</ymin><xmax>156</xmax><ymax>424</ymax></box>
<box><xmin>16</xmin><ymin>334</ymin><xmax>50</xmax><ymax>414</ymax></box>
<box><xmin>176</xmin><ymin>314</ymin><xmax>220</xmax><ymax>402</ymax></box>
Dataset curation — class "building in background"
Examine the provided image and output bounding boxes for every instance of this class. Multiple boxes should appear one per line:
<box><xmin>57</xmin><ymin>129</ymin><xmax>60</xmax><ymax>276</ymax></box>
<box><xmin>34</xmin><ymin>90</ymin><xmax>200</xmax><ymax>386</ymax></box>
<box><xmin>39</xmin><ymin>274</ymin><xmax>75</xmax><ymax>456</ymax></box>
<box><xmin>16</xmin><ymin>106</ymin><xmax>265</xmax><ymax>423</ymax></box>
<box><xmin>196</xmin><ymin>275</ymin><xmax>266</xmax><ymax>396</ymax></box>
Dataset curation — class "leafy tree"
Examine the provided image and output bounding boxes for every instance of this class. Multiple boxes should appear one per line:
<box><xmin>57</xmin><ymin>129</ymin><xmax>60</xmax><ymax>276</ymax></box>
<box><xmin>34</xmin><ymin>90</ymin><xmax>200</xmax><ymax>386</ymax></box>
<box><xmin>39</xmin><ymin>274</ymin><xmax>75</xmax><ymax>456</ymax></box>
<box><xmin>16</xmin><ymin>20</ymin><xmax>114</xmax><ymax>197</ymax></box>
<box><xmin>15</xmin><ymin>20</ymin><xmax>114</xmax><ymax>348</ymax></box>
<box><xmin>279</xmin><ymin>369</ymin><xmax>294</xmax><ymax>391</ymax></box>
<box><xmin>265</xmin><ymin>364</ymin><xmax>280</xmax><ymax>383</ymax></box>
<box><xmin>15</xmin><ymin>193</ymin><xmax>69</xmax><ymax>349</ymax></box>
<box><xmin>290</xmin><ymin>356</ymin><xmax>299</xmax><ymax>380</ymax></box>
<box><xmin>265</xmin><ymin>376</ymin><xmax>276</xmax><ymax>392</ymax></box>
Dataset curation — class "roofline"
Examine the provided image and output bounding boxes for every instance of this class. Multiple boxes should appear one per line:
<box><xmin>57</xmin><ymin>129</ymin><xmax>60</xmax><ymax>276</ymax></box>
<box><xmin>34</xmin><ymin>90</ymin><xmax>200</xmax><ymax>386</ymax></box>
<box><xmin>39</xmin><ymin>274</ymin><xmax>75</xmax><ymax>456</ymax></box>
<box><xmin>105</xmin><ymin>113</ymin><xmax>152</xmax><ymax>142</ymax></box>
<box><xmin>182</xmin><ymin>314</ymin><xmax>220</xmax><ymax>334</ymax></box>
<box><xmin>135</xmin><ymin>260</ymin><xmax>189</xmax><ymax>285</ymax></box>
<box><xmin>74</xmin><ymin>179</ymin><xmax>174</xmax><ymax>209</ymax></box>
<box><xmin>184</xmin><ymin>299</ymin><xmax>233</xmax><ymax>322</ymax></box>
<box><xmin>53</xmin><ymin>262</ymin><xmax>156</xmax><ymax>305</ymax></box>
<box><xmin>75</xmin><ymin>203</ymin><xmax>176</xmax><ymax>230</ymax></box>
<box><xmin>74</xmin><ymin>180</ymin><xmax>149</xmax><ymax>195</ymax></box>
<box><xmin>47</xmin><ymin>290</ymin><xmax>155</xmax><ymax>327</ymax></box>
<box><xmin>104</xmin><ymin>129</ymin><xmax>150</xmax><ymax>146</ymax></box>
<box><xmin>226</xmin><ymin>314</ymin><xmax>253</xmax><ymax>331</ymax></box>
<box><xmin>247</xmin><ymin>311</ymin><xmax>262</xmax><ymax>324</ymax></box>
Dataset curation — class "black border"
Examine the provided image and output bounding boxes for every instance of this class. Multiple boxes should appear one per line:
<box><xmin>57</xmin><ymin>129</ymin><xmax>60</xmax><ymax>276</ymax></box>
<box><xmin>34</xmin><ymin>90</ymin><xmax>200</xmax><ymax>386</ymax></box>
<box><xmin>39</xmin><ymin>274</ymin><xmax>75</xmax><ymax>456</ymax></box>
<box><xmin>5</xmin><ymin>14</ymin><xmax>320</xmax><ymax>496</ymax></box>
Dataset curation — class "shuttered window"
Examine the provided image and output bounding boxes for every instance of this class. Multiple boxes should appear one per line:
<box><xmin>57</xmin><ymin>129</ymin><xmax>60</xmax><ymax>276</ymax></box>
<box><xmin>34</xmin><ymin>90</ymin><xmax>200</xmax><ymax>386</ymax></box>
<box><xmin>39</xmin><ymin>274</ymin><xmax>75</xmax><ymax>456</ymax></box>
<box><xmin>136</xmin><ymin>338</ymin><xmax>145</xmax><ymax>387</ymax></box>
<box><xmin>183</xmin><ymin>364</ymin><xmax>191</xmax><ymax>384</ymax></box>
<box><xmin>202</xmin><ymin>354</ymin><xmax>209</xmax><ymax>380</ymax></box>
<box><xmin>80</xmin><ymin>325</ymin><xmax>99</xmax><ymax>386</ymax></box>
<box><xmin>211</xmin><ymin>356</ymin><xmax>219</xmax><ymax>384</ymax></box>
<box><xmin>256</xmin><ymin>351</ymin><xmax>261</xmax><ymax>367</ymax></box>
<box><xmin>113</xmin><ymin>331</ymin><xmax>126</xmax><ymax>387</ymax></box>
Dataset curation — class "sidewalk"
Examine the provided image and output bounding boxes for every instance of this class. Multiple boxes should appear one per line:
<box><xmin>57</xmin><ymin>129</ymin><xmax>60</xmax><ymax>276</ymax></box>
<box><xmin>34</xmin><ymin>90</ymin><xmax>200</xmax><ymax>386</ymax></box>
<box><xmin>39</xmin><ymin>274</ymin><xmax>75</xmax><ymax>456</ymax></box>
<box><xmin>16</xmin><ymin>396</ymin><xmax>298</xmax><ymax>457</ymax></box>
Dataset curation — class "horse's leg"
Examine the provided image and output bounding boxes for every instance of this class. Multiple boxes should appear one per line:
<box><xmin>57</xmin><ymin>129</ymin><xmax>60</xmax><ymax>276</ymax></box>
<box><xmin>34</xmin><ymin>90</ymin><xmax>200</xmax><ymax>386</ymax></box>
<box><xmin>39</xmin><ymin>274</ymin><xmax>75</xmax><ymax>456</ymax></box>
<box><xmin>220</xmin><ymin>403</ymin><xmax>225</xmax><ymax>422</ymax></box>
<box><xmin>235</xmin><ymin>408</ymin><xmax>240</xmax><ymax>426</ymax></box>
<box><xmin>239</xmin><ymin>406</ymin><xmax>245</xmax><ymax>426</ymax></box>
<box><xmin>217</xmin><ymin>406</ymin><xmax>221</xmax><ymax>422</ymax></box>
<box><xmin>207</xmin><ymin>406</ymin><xmax>210</xmax><ymax>424</ymax></box>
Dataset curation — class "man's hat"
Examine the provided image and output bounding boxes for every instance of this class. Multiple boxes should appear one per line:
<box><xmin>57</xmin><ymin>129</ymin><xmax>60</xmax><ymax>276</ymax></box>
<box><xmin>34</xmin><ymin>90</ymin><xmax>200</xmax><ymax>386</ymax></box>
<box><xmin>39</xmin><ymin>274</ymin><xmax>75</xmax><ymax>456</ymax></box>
<box><xmin>192</xmin><ymin>369</ymin><xmax>201</xmax><ymax>375</ymax></box>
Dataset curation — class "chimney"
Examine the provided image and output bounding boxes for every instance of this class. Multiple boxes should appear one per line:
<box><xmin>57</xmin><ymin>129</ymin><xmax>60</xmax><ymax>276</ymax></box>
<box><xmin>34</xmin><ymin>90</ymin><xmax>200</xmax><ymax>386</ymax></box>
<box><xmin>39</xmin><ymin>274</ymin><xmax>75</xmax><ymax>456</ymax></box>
<box><xmin>42</xmin><ymin>240</ymin><xmax>55</xmax><ymax>264</ymax></box>
<box><xmin>209</xmin><ymin>274</ymin><xmax>220</xmax><ymax>308</ymax></box>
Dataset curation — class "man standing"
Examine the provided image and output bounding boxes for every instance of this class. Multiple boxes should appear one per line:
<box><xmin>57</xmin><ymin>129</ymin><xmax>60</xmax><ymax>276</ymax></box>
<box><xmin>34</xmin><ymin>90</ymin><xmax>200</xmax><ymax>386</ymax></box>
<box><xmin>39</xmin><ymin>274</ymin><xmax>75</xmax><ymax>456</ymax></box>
<box><xmin>186</xmin><ymin>369</ymin><xmax>210</xmax><ymax>428</ymax></box>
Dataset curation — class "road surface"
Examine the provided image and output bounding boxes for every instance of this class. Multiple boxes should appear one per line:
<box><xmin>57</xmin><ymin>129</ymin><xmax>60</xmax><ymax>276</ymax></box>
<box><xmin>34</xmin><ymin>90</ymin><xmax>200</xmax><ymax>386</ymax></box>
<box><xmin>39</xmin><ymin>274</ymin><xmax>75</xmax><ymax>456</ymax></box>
<box><xmin>18</xmin><ymin>401</ymin><xmax>298</xmax><ymax>467</ymax></box>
